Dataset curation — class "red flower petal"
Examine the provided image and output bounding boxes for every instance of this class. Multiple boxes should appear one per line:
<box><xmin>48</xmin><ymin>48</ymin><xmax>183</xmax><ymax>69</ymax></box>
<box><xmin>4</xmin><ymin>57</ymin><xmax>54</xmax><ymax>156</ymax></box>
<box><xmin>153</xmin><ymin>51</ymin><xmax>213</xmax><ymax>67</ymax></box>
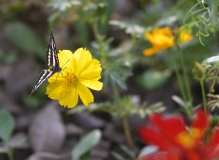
<box><xmin>204</xmin><ymin>126</ymin><xmax>219</xmax><ymax>159</ymax></box>
<box><xmin>138</xmin><ymin>126</ymin><xmax>178</xmax><ymax>158</ymax></box>
<box><xmin>192</xmin><ymin>109</ymin><xmax>209</xmax><ymax>131</ymax></box>
<box><xmin>150</xmin><ymin>114</ymin><xmax>186</xmax><ymax>143</ymax></box>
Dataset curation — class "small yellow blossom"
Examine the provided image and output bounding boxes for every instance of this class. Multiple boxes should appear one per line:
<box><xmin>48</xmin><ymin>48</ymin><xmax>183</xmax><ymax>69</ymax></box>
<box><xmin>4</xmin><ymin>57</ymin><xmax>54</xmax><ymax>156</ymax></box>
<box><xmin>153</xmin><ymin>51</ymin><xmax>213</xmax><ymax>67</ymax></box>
<box><xmin>143</xmin><ymin>27</ymin><xmax>193</xmax><ymax>56</ymax></box>
<box><xmin>179</xmin><ymin>28</ymin><xmax>193</xmax><ymax>43</ymax></box>
<box><xmin>46</xmin><ymin>48</ymin><xmax>103</xmax><ymax>108</ymax></box>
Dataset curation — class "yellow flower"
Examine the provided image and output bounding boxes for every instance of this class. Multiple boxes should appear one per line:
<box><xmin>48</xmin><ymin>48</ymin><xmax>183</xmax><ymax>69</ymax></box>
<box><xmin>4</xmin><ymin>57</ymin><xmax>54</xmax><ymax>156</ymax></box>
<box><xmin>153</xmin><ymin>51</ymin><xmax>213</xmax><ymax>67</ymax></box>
<box><xmin>46</xmin><ymin>48</ymin><xmax>103</xmax><ymax>108</ymax></box>
<box><xmin>179</xmin><ymin>28</ymin><xmax>193</xmax><ymax>43</ymax></box>
<box><xmin>143</xmin><ymin>27</ymin><xmax>193</xmax><ymax>56</ymax></box>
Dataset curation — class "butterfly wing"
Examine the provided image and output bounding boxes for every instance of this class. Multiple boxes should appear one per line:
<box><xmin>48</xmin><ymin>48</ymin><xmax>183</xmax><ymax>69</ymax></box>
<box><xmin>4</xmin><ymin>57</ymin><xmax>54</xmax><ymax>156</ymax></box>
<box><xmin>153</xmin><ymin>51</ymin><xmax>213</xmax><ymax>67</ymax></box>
<box><xmin>29</xmin><ymin>69</ymin><xmax>54</xmax><ymax>96</ymax></box>
<box><xmin>46</xmin><ymin>31</ymin><xmax>59</xmax><ymax>68</ymax></box>
<box><xmin>30</xmin><ymin>31</ymin><xmax>61</xmax><ymax>96</ymax></box>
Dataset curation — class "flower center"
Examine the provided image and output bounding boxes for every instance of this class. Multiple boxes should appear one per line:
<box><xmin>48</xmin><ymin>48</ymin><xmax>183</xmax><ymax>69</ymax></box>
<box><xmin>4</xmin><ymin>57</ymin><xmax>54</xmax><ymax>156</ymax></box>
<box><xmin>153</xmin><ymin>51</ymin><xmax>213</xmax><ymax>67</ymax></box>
<box><xmin>175</xmin><ymin>128</ymin><xmax>202</xmax><ymax>149</ymax></box>
<box><xmin>65</xmin><ymin>72</ymin><xmax>77</xmax><ymax>86</ymax></box>
<box><xmin>175</xmin><ymin>131</ymin><xmax>196</xmax><ymax>149</ymax></box>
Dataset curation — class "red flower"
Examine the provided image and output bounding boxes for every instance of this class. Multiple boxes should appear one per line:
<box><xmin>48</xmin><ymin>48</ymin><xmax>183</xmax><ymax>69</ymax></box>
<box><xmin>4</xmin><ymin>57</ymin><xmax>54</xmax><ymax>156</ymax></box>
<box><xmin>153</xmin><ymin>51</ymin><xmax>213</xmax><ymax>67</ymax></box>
<box><xmin>137</xmin><ymin>109</ymin><xmax>219</xmax><ymax>160</ymax></box>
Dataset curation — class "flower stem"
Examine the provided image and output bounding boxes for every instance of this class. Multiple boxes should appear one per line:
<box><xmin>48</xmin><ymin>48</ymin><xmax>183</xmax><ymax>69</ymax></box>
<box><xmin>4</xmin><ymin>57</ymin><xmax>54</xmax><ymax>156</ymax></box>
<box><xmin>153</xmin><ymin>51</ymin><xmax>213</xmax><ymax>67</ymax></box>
<box><xmin>112</xmin><ymin>85</ymin><xmax>119</xmax><ymax>99</ymax></box>
<box><xmin>200</xmin><ymin>80</ymin><xmax>207</xmax><ymax>112</ymax></box>
<box><xmin>122</xmin><ymin>114</ymin><xmax>133</xmax><ymax>149</ymax></box>
<box><xmin>112</xmin><ymin>85</ymin><xmax>133</xmax><ymax>148</ymax></box>
<box><xmin>168</xmin><ymin>50</ymin><xmax>187</xmax><ymax>105</ymax></box>
<box><xmin>91</xmin><ymin>19</ymin><xmax>106</xmax><ymax>64</ymax></box>
<box><xmin>177</xmin><ymin>45</ymin><xmax>193</xmax><ymax>116</ymax></box>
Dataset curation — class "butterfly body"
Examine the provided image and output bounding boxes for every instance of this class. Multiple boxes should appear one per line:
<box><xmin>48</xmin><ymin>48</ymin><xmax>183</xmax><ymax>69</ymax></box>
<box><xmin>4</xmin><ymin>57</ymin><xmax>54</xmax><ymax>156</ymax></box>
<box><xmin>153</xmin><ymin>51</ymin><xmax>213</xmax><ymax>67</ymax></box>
<box><xmin>30</xmin><ymin>31</ymin><xmax>61</xmax><ymax>96</ymax></box>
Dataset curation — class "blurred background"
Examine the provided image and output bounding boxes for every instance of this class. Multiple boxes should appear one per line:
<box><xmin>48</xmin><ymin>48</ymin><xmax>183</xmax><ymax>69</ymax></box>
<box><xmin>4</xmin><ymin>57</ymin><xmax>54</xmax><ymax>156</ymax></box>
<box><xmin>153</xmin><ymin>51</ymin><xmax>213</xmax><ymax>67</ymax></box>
<box><xmin>0</xmin><ymin>0</ymin><xmax>218</xmax><ymax>159</ymax></box>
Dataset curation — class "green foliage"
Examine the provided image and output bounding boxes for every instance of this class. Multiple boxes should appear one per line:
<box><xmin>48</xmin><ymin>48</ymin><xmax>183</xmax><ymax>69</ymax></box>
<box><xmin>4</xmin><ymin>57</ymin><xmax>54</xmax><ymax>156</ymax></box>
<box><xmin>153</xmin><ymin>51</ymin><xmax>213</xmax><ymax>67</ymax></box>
<box><xmin>192</xmin><ymin>62</ymin><xmax>205</xmax><ymax>81</ymax></box>
<box><xmin>183</xmin><ymin>0</ymin><xmax>219</xmax><ymax>45</ymax></box>
<box><xmin>0</xmin><ymin>109</ymin><xmax>26</xmax><ymax>159</ymax></box>
<box><xmin>0</xmin><ymin>110</ymin><xmax>15</xmax><ymax>143</ymax></box>
<box><xmin>48</xmin><ymin>0</ymin><xmax>114</xmax><ymax>45</ymax></box>
<box><xmin>112</xmin><ymin>145</ymin><xmax>136</xmax><ymax>160</ymax></box>
<box><xmin>24</xmin><ymin>82</ymin><xmax>48</xmax><ymax>108</ymax></box>
<box><xmin>199</xmin><ymin>56</ymin><xmax>219</xmax><ymax>93</ymax></box>
<box><xmin>71</xmin><ymin>129</ymin><xmax>101</xmax><ymax>160</ymax></box>
<box><xmin>207</xmin><ymin>94</ymin><xmax>219</xmax><ymax>111</ymax></box>
<box><xmin>68</xmin><ymin>98</ymin><xmax>165</xmax><ymax>120</ymax></box>
<box><xmin>0</xmin><ymin>50</ymin><xmax>18</xmax><ymax>64</ymax></box>
<box><xmin>103</xmin><ymin>62</ymin><xmax>133</xmax><ymax>90</ymax></box>
<box><xmin>136</xmin><ymin>69</ymin><xmax>171</xmax><ymax>91</ymax></box>
<box><xmin>4</xmin><ymin>22</ymin><xmax>45</xmax><ymax>59</ymax></box>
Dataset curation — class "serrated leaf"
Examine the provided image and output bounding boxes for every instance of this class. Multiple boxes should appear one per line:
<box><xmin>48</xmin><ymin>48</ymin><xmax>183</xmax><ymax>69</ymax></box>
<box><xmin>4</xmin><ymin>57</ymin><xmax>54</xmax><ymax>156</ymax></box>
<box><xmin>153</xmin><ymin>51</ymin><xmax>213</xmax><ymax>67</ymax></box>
<box><xmin>110</xmin><ymin>72</ymin><xmax>127</xmax><ymax>89</ymax></box>
<box><xmin>0</xmin><ymin>110</ymin><xmax>15</xmax><ymax>143</ymax></box>
<box><xmin>4</xmin><ymin>22</ymin><xmax>45</xmax><ymax>59</ymax></box>
<box><xmin>71</xmin><ymin>129</ymin><xmax>101</xmax><ymax>160</ymax></box>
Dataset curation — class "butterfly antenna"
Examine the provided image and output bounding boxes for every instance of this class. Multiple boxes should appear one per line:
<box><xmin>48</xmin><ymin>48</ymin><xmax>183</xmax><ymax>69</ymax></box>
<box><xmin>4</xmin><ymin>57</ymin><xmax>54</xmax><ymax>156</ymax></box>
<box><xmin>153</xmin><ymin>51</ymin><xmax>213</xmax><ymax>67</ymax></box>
<box><xmin>62</xmin><ymin>59</ymin><xmax>70</xmax><ymax>68</ymax></box>
<box><xmin>61</xmin><ymin>59</ymin><xmax>70</xmax><ymax>73</ymax></box>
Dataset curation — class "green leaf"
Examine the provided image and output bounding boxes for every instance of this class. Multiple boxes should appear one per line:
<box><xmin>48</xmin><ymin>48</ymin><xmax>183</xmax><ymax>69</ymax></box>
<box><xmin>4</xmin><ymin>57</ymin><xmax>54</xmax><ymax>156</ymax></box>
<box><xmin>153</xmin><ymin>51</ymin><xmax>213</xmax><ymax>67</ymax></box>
<box><xmin>71</xmin><ymin>129</ymin><xmax>101</xmax><ymax>160</ymax></box>
<box><xmin>111</xmin><ymin>151</ymin><xmax>126</xmax><ymax>160</ymax></box>
<box><xmin>0</xmin><ymin>110</ymin><xmax>15</xmax><ymax>143</ymax></box>
<box><xmin>109</xmin><ymin>71</ymin><xmax>127</xmax><ymax>90</ymax></box>
<box><xmin>120</xmin><ymin>145</ymin><xmax>135</xmax><ymax>158</ymax></box>
<box><xmin>4</xmin><ymin>22</ymin><xmax>45</xmax><ymax>59</ymax></box>
<box><xmin>136</xmin><ymin>69</ymin><xmax>171</xmax><ymax>91</ymax></box>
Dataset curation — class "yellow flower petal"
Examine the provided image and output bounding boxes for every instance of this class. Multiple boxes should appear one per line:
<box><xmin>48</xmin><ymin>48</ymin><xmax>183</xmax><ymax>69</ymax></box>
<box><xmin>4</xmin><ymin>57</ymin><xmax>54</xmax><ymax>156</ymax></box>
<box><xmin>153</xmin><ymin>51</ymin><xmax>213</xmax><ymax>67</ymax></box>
<box><xmin>46</xmin><ymin>48</ymin><xmax>103</xmax><ymax>108</ymax></box>
<box><xmin>77</xmin><ymin>82</ymin><xmax>94</xmax><ymax>106</ymax></box>
<box><xmin>59</xmin><ymin>92</ymin><xmax>70</xmax><ymax>107</ymax></box>
<box><xmin>58</xmin><ymin>50</ymin><xmax>72</xmax><ymax>67</ymax></box>
<box><xmin>143</xmin><ymin>27</ymin><xmax>193</xmax><ymax>56</ymax></box>
<box><xmin>143</xmin><ymin>47</ymin><xmax>162</xmax><ymax>56</ymax></box>
<box><xmin>79</xmin><ymin>59</ymin><xmax>102</xmax><ymax>77</ymax></box>
<box><xmin>68</xmin><ymin>87</ymin><xmax>79</xmax><ymax>108</ymax></box>
<box><xmin>58</xmin><ymin>50</ymin><xmax>76</xmax><ymax>73</ymax></box>
<box><xmin>180</xmin><ymin>30</ymin><xmax>193</xmax><ymax>43</ymax></box>
<box><xmin>74</xmin><ymin>48</ymin><xmax>92</xmax><ymax>75</ymax></box>
<box><xmin>46</xmin><ymin>78</ymin><xmax>65</xmax><ymax>99</ymax></box>
<box><xmin>80</xmin><ymin>79</ymin><xmax>103</xmax><ymax>91</ymax></box>
<box><xmin>80</xmin><ymin>71</ymin><xmax>101</xmax><ymax>81</ymax></box>
<box><xmin>58</xmin><ymin>87</ymin><xmax>78</xmax><ymax>108</ymax></box>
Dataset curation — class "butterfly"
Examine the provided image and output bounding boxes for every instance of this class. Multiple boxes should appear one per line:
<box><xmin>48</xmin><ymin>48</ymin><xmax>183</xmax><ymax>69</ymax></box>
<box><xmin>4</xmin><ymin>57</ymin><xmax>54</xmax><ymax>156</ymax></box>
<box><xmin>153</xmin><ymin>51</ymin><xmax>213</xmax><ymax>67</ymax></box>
<box><xmin>29</xmin><ymin>31</ymin><xmax>62</xmax><ymax>96</ymax></box>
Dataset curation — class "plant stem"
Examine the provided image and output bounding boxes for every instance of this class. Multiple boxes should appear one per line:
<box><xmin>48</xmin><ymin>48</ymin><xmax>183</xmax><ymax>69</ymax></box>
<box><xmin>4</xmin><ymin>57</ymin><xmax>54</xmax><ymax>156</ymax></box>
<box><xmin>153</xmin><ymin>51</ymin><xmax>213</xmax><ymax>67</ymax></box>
<box><xmin>168</xmin><ymin>50</ymin><xmax>187</xmax><ymax>105</ymax></box>
<box><xmin>112</xmin><ymin>86</ymin><xmax>133</xmax><ymax>148</ymax></box>
<box><xmin>177</xmin><ymin>45</ymin><xmax>193</xmax><ymax>116</ymax></box>
<box><xmin>112</xmin><ymin>85</ymin><xmax>119</xmax><ymax>99</ymax></box>
<box><xmin>7</xmin><ymin>148</ymin><xmax>13</xmax><ymax>160</ymax></box>
<box><xmin>90</xmin><ymin>4</ymin><xmax>133</xmax><ymax>149</ymax></box>
<box><xmin>91</xmin><ymin>19</ymin><xmax>106</xmax><ymax>64</ymax></box>
<box><xmin>122</xmin><ymin>114</ymin><xmax>133</xmax><ymax>149</ymax></box>
<box><xmin>200</xmin><ymin>80</ymin><xmax>207</xmax><ymax>112</ymax></box>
